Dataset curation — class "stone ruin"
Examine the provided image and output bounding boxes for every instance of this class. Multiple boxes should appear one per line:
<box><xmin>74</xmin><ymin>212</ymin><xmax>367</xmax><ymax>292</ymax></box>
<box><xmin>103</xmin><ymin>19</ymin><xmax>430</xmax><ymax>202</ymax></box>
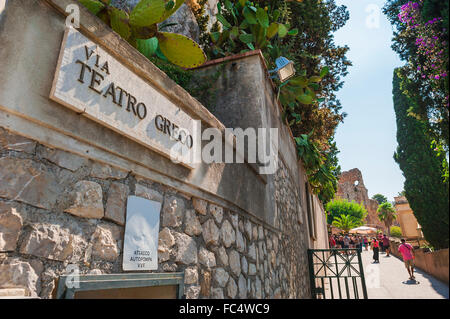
<box><xmin>336</xmin><ymin>168</ymin><xmax>386</xmax><ymax>232</ymax></box>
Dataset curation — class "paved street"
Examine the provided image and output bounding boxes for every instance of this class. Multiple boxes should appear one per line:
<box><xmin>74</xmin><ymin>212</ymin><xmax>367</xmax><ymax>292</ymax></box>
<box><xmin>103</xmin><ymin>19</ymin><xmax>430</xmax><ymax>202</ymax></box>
<box><xmin>361</xmin><ymin>248</ymin><xmax>449</xmax><ymax>299</ymax></box>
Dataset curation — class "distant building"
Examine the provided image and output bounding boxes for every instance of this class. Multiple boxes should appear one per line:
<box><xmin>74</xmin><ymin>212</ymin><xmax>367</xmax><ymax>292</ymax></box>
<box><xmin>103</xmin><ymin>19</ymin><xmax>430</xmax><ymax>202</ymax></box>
<box><xmin>394</xmin><ymin>196</ymin><xmax>423</xmax><ymax>239</ymax></box>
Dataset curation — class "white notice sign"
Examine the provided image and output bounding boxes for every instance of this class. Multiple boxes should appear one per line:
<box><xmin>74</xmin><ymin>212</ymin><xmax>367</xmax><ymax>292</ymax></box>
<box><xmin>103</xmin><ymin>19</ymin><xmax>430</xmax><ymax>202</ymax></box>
<box><xmin>123</xmin><ymin>196</ymin><xmax>161</xmax><ymax>271</ymax></box>
<box><xmin>50</xmin><ymin>27</ymin><xmax>197</xmax><ymax>168</ymax></box>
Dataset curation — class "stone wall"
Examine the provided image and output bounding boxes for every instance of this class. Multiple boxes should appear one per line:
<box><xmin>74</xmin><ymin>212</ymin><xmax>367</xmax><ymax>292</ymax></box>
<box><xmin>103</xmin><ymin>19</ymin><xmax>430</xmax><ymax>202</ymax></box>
<box><xmin>0</xmin><ymin>127</ymin><xmax>310</xmax><ymax>298</ymax></box>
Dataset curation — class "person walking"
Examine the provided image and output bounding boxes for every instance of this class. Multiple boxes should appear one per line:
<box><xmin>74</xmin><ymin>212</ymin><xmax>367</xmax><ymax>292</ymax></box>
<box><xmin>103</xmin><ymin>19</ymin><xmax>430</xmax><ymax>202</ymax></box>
<box><xmin>364</xmin><ymin>236</ymin><xmax>369</xmax><ymax>251</ymax></box>
<box><xmin>382</xmin><ymin>234</ymin><xmax>391</xmax><ymax>257</ymax></box>
<box><xmin>343</xmin><ymin>234</ymin><xmax>350</xmax><ymax>249</ymax></box>
<box><xmin>398</xmin><ymin>239</ymin><xmax>415</xmax><ymax>280</ymax></box>
<box><xmin>379</xmin><ymin>233</ymin><xmax>385</xmax><ymax>253</ymax></box>
<box><xmin>329</xmin><ymin>234</ymin><xmax>336</xmax><ymax>248</ymax></box>
<box><xmin>371</xmin><ymin>237</ymin><xmax>380</xmax><ymax>263</ymax></box>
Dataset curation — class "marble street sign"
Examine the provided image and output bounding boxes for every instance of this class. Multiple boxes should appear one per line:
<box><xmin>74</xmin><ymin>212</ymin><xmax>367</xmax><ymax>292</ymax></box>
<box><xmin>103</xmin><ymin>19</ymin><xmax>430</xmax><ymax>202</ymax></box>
<box><xmin>122</xmin><ymin>196</ymin><xmax>161</xmax><ymax>271</ymax></box>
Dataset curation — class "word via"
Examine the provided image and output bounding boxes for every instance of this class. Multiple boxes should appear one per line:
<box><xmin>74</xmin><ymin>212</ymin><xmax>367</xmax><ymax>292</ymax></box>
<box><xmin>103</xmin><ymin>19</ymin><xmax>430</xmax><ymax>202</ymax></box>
<box><xmin>75</xmin><ymin>46</ymin><xmax>147</xmax><ymax>120</ymax></box>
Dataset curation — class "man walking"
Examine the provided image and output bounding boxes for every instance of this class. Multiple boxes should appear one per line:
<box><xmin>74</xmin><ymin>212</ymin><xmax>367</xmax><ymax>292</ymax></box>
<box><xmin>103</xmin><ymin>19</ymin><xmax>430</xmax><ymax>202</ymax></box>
<box><xmin>398</xmin><ymin>239</ymin><xmax>415</xmax><ymax>280</ymax></box>
<box><xmin>343</xmin><ymin>234</ymin><xmax>350</xmax><ymax>249</ymax></box>
<box><xmin>382</xmin><ymin>234</ymin><xmax>391</xmax><ymax>257</ymax></box>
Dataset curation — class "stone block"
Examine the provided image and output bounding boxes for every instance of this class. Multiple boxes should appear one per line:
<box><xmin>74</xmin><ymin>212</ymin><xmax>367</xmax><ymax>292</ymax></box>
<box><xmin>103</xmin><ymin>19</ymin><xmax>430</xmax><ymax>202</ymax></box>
<box><xmin>162</xmin><ymin>196</ymin><xmax>184</xmax><ymax>227</ymax></box>
<box><xmin>217</xmin><ymin>246</ymin><xmax>228</xmax><ymax>267</ymax></box>
<box><xmin>221</xmin><ymin>220</ymin><xmax>235</xmax><ymax>248</ymax></box>
<box><xmin>90</xmin><ymin>162</ymin><xmax>128</xmax><ymax>180</ymax></box>
<box><xmin>202</xmin><ymin>219</ymin><xmax>219</xmax><ymax>246</ymax></box>
<box><xmin>105</xmin><ymin>182</ymin><xmax>129</xmax><ymax>225</ymax></box>
<box><xmin>90</xmin><ymin>224</ymin><xmax>121</xmax><ymax>261</ymax></box>
<box><xmin>238</xmin><ymin>274</ymin><xmax>247</xmax><ymax>299</ymax></box>
<box><xmin>226</xmin><ymin>277</ymin><xmax>237</xmax><ymax>298</ymax></box>
<box><xmin>0</xmin><ymin>258</ymin><xmax>41</xmax><ymax>297</ymax></box>
<box><xmin>0</xmin><ymin>128</ymin><xmax>36</xmax><ymax>154</ymax></box>
<box><xmin>0</xmin><ymin>203</ymin><xmax>23</xmax><ymax>252</ymax></box>
<box><xmin>244</xmin><ymin>220</ymin><xmax>252</xmax><ymax>240</ymax></box>
<box><xmin>174</xmin><ymin>232</ymin><xmax>197</xmax><ymax>265</ymax></box>
<box><xmin>198</xmin><ymin>246</ymin><xmax>216</xmax><ymax>268</ymax></box>
<box><xmin>228</xmin><ymin>249</ymin><xmax>241</xmax><ymax>277</ymax></box>
<box><xmin>184</xmin><ymin>266</ymin><xmax>198</xmax><ymax>285</ymax></box>
<box><xmin>236</xmin><ymin>230</ymin><xmax>245</xmax><ymax>253</ymax></box>
<box><xmin>184</xmin><ymin>209</ymin><xmax>202</xmax><ymax>236</ymax></box>
<box><xmin>0</xmin><ymin>158</ymin><xmax>60</xmax><ymax>210</ymax></box>
<box><xmin>209</xmin><ymin>204</ymin><xmax>223</xmax><ymax>224</ymax></box>
<box><xmin>192</xmin><ymin>198</ymin><xmax>207</xmax><ymax>215</ymax></box>
<box><xmin>39</xmin><ymin>147</ymin><xmax>88</xmax><ymax>171</ymax></box>
<box><xmin>185</xmin><ymin>285</ymin><xmax>200</xmax><ymax>299</ymax></box>
<box><xmin>135</xmin><ymin>184</ymin><xmax>163</xmax><ymax>203</ymax></box>
<box><xmin>159</xmin><ymin>227</ymin><xmax>175</xmax><ymax>249</ymax></box>
<box><xmin>20</xmin><ymin>223</ymin><xmax>86</xmax><ymax>262</ymax></box>
<box><xmin>213</xmin><ymin>268</ymin><xmax>229</xmax><ymax>288</ymax></box>
<box><xmin>211</xmin><ymin>287</ymin><xmax>224</xmax><ymax>299</ymax></box>
<box><xmin>64</xmin><ymin>181</ymin><xmax>104</xmax><ymax>219</ymax></box>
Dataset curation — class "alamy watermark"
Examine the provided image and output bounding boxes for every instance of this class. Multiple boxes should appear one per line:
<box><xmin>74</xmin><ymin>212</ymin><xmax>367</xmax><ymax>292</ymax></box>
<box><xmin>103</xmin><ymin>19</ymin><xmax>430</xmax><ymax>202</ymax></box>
<box><xmin>169</xmin><ymin>120</ymin><xmax>279</xmax><ymax>175</ymax></box>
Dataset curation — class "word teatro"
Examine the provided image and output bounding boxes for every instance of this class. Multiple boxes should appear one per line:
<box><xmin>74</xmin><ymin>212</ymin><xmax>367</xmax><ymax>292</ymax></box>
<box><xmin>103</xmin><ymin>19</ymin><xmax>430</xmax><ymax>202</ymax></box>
<box><xmin>75</xmin><ymin>46</ymin><xmax>147</xmax><ymax>120</ymax></box>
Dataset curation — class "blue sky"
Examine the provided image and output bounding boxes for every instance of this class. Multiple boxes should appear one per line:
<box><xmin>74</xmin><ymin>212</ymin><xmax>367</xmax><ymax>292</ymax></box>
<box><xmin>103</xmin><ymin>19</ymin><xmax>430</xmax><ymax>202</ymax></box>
<box><xmin>333</xmin><ymin>0</ymin><xmax>405</xmax><ymax>201</ymax></box>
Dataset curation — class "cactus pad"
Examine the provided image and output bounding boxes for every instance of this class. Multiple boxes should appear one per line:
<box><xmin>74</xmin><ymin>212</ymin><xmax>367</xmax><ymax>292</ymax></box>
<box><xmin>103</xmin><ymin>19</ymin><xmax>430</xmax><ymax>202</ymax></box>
<box><xmin>129</xmin><ymin>0</ymin><xmax>166</xmax><ymax>27</ymax></box>
<box><xmin>157</xmin><ymin>32</ymin><xmax>206</xmax><ymax>68</ymax></box>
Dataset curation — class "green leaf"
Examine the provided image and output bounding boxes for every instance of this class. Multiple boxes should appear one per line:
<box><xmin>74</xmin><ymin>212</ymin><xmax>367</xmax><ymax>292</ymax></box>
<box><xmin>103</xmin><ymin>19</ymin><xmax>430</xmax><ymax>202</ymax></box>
<box><xmin>230</xmin><ymin>26</ymin><xmax>240</xmax><ymax>39</ymax></box>
<box><xmin>155</xmin><ymin>45</ymin><xmax>167</xmax><ymax>60</ymax></box>
<box><xmin>267</xmin><ymin>22</ymin><xmax>278</xmax><ymax>39</ymax></box>
<box><xmin>309</xmin><ymin>76</ymin><xmax>321</xmax><ymax>83</ymax></box>
<box><xmin>110</xmin><ymin>7</ymin><xmax>131</xmax><ymax>40</ymax></box>
<box><xmin>287</xmin><ymin>28</ymin><xmax>298</xmax><ymax>36</ymax></box>
<box><xmin>157</xmin><ymin>32</ymin><xmax>206</xmax><ymax>68</ymax></box>
<box><xmin>129</xmin><ymin>0</ymin><xmax>166</xmax><ymax>27</ymax></box>
<box><xmin>289</xmin><ymin>76</ymin><xmax>308</xmax><ymax>88</ymax></box>
<box><xmin>79</xmin><ymin>0</ymin><xmax>105</xmax><ymax>15</ymax></box>
<box><xmin>296</xmin><ymin>94</ymin><xmax>313</xmax><ymax>105</ymax></box>
<box><xmin>272</xmin><ymin>9</ymin><xmax>280</xmax><ymax>22</ymax></box>
<box><xmin>247</xmin><ymin>42</ymin><xmax>255</xmax><ymax>50</ymax></box>
<box><xmin>320</xmin><ymin>66</ymin><xmax>330</xmax><ymax>78</ymax></box>
<box><xmin>225</xmin><ymin>0</ymin><xmax>233</xmax><ymax>10</ymax></box>
<box><xmin>216</xmin><ymin>13</ymin><xmax>232</xmax><ymax>29</ymax></box>
<box><xmin>243</xmin><ymin>7</ymin><xmax>258</xmax><ymax>24</ymax></box>
<box><xmin>239</xmin><ymin>0</ymin><xmax>246</xmax><ymax>6</ymax></box>
<box><xmin>136</xmin><ymin>37</ymin><xmax>159</xmax><ymax>58</ymax></box>
<box><xmin>239</xmin><ymin>33</ymin><xmax>254</xmax><ymax>44</ymax></box>
<box><xmin>256</xmin><ymin>8</ymin><xmax>269</xmax><ymax>28</ymax></box>
<box><xmin>239</xmin><ymin>19</ymin><xmax>249</xmax><ymax>29</ymax></box>
<box><xmin>278</xmin><ymin>24</ymin><xmax>288</xmax><ymax>38</ymax></box>
<box><xmin>309</xmin><ymin>83</ymin><xmax>320</xmax><ymax>91</ymax></box>
<box><xmin>210</xmin><ymin>31</ymin><xmax>221</xmax><ymax>43</ymax></box>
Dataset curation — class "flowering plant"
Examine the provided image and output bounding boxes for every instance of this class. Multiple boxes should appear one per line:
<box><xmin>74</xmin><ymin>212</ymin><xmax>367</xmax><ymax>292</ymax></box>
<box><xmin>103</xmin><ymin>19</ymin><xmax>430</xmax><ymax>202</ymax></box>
<box><xmin>398</xmin><ymin>1</ymin><xmax>448</xmax><ymax>99</ymax></box>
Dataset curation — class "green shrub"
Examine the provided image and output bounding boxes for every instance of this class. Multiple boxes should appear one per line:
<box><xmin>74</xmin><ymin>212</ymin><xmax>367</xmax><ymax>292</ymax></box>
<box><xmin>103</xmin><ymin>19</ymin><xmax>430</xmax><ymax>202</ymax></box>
<box><xmin>390</xmin><ymin>226</ymin><xmax>403</xmax><ymax>238</ymax></box>
<box><xmin>325</xmin><ymin>198</ymin><xmax>367</xmax><ymax>226</ymax></box>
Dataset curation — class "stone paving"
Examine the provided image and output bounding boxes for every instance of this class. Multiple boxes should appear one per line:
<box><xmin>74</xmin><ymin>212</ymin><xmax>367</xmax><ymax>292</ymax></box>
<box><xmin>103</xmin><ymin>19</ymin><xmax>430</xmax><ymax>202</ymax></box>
<box><xmin>361</xmin><ymin>248</ymin><xmax>449</xmax><ymax>299</ymax></box>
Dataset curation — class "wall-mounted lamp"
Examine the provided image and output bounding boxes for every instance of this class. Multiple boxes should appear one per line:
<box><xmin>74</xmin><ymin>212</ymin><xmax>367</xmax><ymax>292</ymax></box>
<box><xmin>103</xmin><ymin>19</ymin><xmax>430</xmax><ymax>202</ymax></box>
<box><xmin>269</xmin><ymin>57</ymin><xmax>296</xmax><ymax>83</ymax></box>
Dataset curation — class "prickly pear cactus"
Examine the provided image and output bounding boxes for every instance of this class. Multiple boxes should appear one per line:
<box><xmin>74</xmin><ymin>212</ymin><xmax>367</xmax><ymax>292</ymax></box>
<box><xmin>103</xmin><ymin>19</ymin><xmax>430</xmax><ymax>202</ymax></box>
<box><xmin>79</xmin><ymin>0</ymin><xmax>206</xmax><ymax>68</ymax></box>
